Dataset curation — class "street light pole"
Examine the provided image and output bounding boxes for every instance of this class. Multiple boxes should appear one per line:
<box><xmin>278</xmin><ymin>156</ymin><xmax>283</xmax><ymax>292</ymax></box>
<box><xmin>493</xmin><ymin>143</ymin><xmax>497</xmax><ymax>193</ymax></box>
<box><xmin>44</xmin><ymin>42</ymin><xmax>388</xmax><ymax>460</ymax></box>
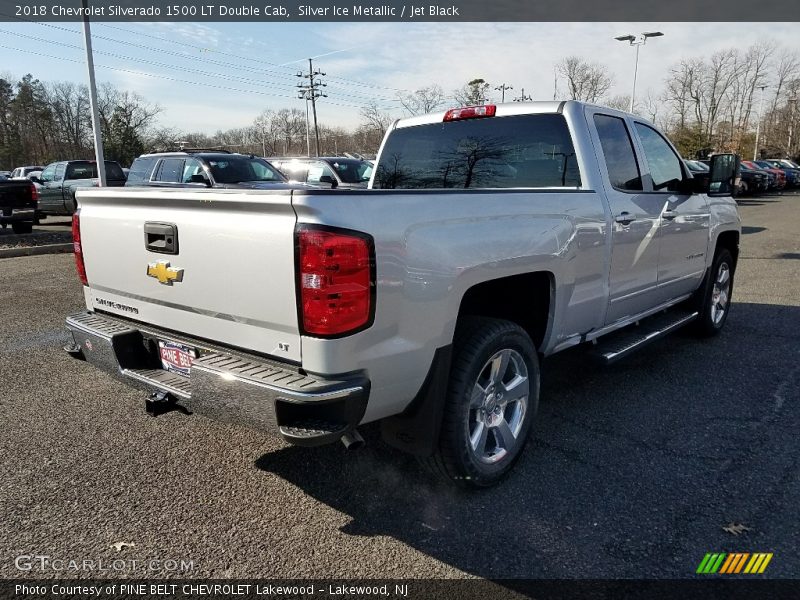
<box><xmin>615</xmin><ymin>31</ymin><xmax>664</xmax><ymax>113</ymax></box>
<box><xmin>753</xmin><ymin>85</ymin><xmax>767</xmax><ymax>161</ymax></box>
<box><xmin>80</xmin><ymin>0</ymin><xmax>106</xmax><ymax>186</ymax></box>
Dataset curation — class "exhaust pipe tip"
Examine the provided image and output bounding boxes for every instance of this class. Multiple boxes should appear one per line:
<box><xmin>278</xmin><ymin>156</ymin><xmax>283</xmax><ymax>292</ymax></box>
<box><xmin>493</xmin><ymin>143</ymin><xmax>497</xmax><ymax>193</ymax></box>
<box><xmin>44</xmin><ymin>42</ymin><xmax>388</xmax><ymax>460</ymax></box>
<box><xmin>341</xmin><ymin>429</ymin><xmax>365</xmax><ymax>451</ymax></box>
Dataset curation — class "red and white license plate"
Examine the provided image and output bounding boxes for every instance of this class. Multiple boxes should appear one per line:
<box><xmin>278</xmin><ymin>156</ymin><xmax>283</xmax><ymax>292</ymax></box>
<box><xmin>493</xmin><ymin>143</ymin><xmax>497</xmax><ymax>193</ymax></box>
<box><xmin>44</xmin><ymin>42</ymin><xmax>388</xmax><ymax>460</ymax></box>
<box><xmin>158</xmin><ymin>340</ymin><xmax>195</xmax><ymax>376</ymax></box>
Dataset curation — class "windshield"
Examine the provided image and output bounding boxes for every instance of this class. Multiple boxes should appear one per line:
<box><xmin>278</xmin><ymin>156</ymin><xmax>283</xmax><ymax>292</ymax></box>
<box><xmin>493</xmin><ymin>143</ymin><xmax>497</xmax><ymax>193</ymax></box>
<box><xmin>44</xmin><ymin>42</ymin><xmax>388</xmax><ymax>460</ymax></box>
<box><xmin>206</xmin><ymin>156</ymin><xmax>286</xmax><ymax>183</ymax></box>
<box><xmin>373</xmin><ymin>114</ymin><xmax>581</xmax><ymax>189</ymax></box>
<box><xmin>325</xmin><ymin>159</ymin><xmax>373</xmax><ymax>183</ymax></box>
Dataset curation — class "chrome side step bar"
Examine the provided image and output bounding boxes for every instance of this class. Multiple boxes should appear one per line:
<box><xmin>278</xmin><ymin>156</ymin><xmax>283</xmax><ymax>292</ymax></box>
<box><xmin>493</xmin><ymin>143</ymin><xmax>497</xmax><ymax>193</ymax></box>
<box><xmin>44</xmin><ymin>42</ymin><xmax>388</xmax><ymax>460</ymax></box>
<box><xmin>592</xmin><ymin>310</ymin><xmax>699</xmax><ymax>364</ymax></box>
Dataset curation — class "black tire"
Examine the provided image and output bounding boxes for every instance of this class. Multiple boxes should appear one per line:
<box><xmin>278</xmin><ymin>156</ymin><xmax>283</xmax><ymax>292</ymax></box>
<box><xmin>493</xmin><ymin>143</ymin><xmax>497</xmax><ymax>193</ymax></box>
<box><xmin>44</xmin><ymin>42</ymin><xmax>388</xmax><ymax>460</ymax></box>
<box><xmin>422</xmin><ymin>317</ymin><xmax>540</xmax><ymax>488</ymax></box>
<box><xmin>11</xmin><ymin>221</ymin><xmax>33</xmax><ymax>234</ymax></box>
<box><xmin>691</xmin><ymin>248</ymin><xmax>735</xmax><ymax>337</ymax></box>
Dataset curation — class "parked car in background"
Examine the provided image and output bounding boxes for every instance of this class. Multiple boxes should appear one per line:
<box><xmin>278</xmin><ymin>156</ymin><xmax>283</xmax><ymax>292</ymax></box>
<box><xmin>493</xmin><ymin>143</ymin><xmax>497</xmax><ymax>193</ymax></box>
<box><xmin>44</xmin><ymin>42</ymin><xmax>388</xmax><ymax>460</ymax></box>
<box><xmin>0</xmin><ymin>178</ymin><xmax>38</xmax><ymax>233</ymax></box>
<box><xmin>268</xmin><ymin>156</ymin><xmax>373</xmax><ymax>189</ymax></box>
<box><xmin>749</xmin><ymin>160</ymin><xmax>786</xmax><ymax>189</ymax></box>
<box><xmin>764</xmin><ymin>159</ymin><xmax>800</xmax><ymax>187</ymax></box>
<box><xmin>36</xmin><ymin>160</ymin><xmax>126</xmax><ymax>216</ymax></box>
<box><xmin>742</xmin><ymin>160</ymin><xmax>781</xmax><ymax>190</ymax></box>
<box><xmin>10</xmin><ymin>165</ymin><xmax>45</xmax><ymax>180</ymax></box>
<box><xmin>0</xmin><ymin>171</ymin><xmax>10</xmax><ymax>180</ymax></box>
<box><xmin>737</xmin><ymin>161</ymin><xmax>768</xmax><ymax>195</ymax></box>
<box><xmin>126</xmin><ymin>150</ymin><xmax>290</xmax><ymax>189</ymax></box>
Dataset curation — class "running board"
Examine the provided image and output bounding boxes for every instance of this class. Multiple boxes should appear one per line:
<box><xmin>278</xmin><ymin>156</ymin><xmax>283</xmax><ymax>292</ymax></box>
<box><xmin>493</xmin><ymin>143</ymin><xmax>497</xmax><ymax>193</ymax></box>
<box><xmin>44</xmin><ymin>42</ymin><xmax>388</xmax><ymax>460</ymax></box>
<box><xmin>591</xmin><ymin>310</ymin><xmax>699</xmax><ymax>364</ymax></box>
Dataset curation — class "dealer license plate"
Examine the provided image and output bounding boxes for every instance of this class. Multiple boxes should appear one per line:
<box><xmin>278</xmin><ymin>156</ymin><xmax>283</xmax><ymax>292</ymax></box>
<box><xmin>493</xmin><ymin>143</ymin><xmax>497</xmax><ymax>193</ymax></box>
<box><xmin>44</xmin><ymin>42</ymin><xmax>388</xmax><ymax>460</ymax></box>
<box><xmin>158</xmin><ymin>340</ymin><xmax>195</xmax><ymax>376</ymax></box>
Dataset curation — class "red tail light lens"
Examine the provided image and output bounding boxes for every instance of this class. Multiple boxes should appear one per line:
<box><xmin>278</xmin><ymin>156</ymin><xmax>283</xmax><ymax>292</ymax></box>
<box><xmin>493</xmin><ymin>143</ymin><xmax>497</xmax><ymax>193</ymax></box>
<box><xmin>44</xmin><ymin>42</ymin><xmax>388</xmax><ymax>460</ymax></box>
<box><xmin>297</xmin><ymin>226</ymin><xmax>374</xmax><ymax>337</ymax></box>
<box><xmin>29</xmin><ymin>182</ymin><xmax>38</xmax><ymax>202</ymax></box>
<box><xmin>443</xmin><ymin>104</ymin><xmax>497</xmax><ymax>122</ymax></box>
<box><xmin>72</xmin><ymin>212</ymin><xmax>88</xmax><ymax>286</ymax></box>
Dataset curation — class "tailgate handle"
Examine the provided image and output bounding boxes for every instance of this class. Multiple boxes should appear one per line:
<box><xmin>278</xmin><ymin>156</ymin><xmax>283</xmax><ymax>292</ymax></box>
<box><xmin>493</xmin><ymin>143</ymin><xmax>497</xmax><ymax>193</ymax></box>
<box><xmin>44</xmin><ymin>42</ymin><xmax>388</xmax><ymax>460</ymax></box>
<box><xmin>144</xmin><ymin>222</ymin><xmax>178</xmax><ymax>255</ymax></box>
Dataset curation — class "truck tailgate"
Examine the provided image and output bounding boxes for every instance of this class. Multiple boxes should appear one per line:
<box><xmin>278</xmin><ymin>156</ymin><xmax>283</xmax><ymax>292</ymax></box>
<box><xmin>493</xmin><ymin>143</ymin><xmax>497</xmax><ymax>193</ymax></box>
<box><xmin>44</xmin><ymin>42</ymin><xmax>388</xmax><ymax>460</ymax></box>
<box><xmin>76</xmin><ymin>188</ymin><xmax>301</xmax><ymax>362</ymax></box>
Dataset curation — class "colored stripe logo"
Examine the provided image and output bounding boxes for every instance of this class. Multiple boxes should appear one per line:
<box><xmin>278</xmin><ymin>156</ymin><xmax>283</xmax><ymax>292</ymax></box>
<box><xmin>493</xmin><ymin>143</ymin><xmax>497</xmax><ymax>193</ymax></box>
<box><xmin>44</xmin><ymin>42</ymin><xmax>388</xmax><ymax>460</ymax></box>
<box><xmin>697</xmin><ymin>553</ymin><xmax>773</xmax><ymax>574</ymax></box>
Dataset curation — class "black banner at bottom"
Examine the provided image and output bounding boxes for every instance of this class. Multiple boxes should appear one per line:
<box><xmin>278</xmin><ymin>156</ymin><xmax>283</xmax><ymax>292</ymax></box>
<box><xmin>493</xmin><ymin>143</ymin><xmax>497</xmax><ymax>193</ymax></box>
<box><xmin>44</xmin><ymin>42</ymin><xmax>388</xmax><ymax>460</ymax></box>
<box><xmin>2</xmin><ymin>579</ymin><xmax>800</xmax><ymax>600</ymax></box>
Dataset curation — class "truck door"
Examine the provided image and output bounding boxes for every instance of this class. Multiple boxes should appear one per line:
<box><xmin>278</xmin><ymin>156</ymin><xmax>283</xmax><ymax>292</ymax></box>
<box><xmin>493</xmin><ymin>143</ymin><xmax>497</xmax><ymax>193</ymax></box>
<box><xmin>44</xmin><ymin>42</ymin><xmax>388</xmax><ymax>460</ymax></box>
<box><xmin>631</xmin><ymin>121</ymin><xmax>710</xmax><ymax>300</ymax></box>
<box><xmin>589</xmin><ymin>110</ymin><xmax>663</xmax><ymax>324</ymax></box>
<box><xmin>38</xmin><ymin>163</ymin><xmax>64</xmax><ymax>213</ymax></box>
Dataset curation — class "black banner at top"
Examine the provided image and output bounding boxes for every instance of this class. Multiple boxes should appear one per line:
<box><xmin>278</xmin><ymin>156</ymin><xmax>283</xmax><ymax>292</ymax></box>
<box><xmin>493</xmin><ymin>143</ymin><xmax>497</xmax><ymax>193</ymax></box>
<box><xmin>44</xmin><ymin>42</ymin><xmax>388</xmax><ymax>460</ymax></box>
<box><xmin>2</xmin><ymin>0</ymin><xmax>800</xmax><ymax>21</ymax></box>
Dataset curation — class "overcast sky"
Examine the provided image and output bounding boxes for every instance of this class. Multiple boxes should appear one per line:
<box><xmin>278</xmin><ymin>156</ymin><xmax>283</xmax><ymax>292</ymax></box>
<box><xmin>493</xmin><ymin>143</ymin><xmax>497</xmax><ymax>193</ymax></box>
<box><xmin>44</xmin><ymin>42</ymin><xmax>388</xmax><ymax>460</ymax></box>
<box><xmin>1</xmin><ymin>21</ymin><xmax>798</xmax><ymax>133</ymax></box>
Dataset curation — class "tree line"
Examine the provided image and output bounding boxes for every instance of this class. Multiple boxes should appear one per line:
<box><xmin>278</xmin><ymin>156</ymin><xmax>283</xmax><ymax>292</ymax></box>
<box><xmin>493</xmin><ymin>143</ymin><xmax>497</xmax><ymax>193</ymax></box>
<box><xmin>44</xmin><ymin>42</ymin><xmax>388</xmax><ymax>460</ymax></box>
<box><xmin>1</xmin><ymin>41</ymin><xmax>799</xmax><ymax>170</ymax></box>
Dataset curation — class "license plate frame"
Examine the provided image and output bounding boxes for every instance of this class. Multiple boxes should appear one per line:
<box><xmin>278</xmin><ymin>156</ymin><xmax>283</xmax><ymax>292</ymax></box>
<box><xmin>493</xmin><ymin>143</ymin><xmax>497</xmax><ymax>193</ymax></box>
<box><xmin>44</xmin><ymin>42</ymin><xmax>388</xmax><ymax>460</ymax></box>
<box><xmin>158</xmin><ymin>340</ymin><xmax>196</xmax><ymax>376</ymax></box>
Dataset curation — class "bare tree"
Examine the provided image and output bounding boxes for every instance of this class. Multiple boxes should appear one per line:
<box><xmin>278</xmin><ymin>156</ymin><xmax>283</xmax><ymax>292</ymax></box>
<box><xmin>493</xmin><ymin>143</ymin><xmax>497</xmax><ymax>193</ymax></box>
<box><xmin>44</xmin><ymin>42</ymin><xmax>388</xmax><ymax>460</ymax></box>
<box><xmin>398</xmin><ymin>84</ymin><xmax>446</xmax><ymax>115</ymax></box>
<box><xmin>557</xmin><ymin>57</ymin><xmax>612</xmax><ymax>103</ymax></box>
<box><xmin>359</xmin><ymin>102</ymin><xmax>395</xmax><ymax>139</ymax></box>
<box><xmin>453</xmin><ymin>79</ymin><xmax>491</xmax><ymax>106</ymax></box>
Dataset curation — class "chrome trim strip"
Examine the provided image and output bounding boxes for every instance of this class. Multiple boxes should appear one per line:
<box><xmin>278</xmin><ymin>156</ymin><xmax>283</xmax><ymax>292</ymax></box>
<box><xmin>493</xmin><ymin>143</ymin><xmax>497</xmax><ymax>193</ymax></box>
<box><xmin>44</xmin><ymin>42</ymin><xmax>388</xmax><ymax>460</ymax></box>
<box><xmin>88</xmin><ymin>284</ymin><xmax>295</xmax><ymax>333</ymax></box>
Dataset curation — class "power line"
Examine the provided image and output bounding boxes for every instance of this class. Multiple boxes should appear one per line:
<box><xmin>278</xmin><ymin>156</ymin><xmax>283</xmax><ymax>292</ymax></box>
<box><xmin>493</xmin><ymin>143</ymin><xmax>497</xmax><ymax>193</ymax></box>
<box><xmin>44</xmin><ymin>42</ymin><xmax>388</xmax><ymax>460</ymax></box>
<box><xmin>0</xmin><ymin>43</ymin><xmax>393</xmax><ymax>111</ymax></box>
<box><xmin>0</xmin><ymin>28</ymin><xmax>400</xmax><ymax>108</ymax></box>
<box><xmin>0</xmin><ymin>12</ymin><xmax>410</xmax><ymax>95</ymax></box>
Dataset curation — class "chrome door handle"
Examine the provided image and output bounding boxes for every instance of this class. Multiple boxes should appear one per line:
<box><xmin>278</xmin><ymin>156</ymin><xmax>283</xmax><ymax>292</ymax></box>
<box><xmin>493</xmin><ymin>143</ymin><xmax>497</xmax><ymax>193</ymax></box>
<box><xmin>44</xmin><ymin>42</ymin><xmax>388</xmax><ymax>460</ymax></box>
<box><xmin>662</xmin><ymin>210</ymin><xmax>677</xmax><ymax>220</ymax></box>
<box><xmin>615</xmin><ymin>212</ymin><xmax>635</xmax><ymax>225</ymax></box>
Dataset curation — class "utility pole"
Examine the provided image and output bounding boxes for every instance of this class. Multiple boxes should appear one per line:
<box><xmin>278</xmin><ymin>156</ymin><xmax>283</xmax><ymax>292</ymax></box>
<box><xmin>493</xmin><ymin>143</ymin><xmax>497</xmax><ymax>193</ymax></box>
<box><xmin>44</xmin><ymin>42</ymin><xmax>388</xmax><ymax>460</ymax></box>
<box><xmin>80</xmin><ymin>0</ymin><xmax>106</xmax><ymax>186</ymax></box>
<box><xmin>513</xmin><ymin>88</ymin><xmax>532</xmax><ymax>102</ymax></box>
<box><xmin>495</xmin><ymin>83</ymin><xmax>513</xmax><ymax>103</ymax></box>
<box><xmin>297</xmin><ymin>58</ymin><xmax>326</xmax><ymax>156</ymax></box>
<box><xmin>753</xmin><ymin>85</ymin><xmax>767</xmax><ymax>161</ymax></box>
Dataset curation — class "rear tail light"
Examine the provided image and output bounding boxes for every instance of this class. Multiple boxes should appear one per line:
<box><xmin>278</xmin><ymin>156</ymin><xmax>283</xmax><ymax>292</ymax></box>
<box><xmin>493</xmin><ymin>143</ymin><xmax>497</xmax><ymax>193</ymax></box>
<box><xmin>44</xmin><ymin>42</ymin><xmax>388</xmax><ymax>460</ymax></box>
<box><xmin>72</xmin><ymin>212</ymin><xmax>88</xmax><ymax>286</ymax></box>
<box><xmin>29</xmin><ymin>182</ymin><xmax>38</xmax><ymax>203</ymax></box>
<box><xmin>296</xmin><ymin>225</ymin><xmax>374</xmax><ymax>337</ymax></box>
<box><xmin>443</xmin><ymin>104</ymin><xmax>497</xmax><ymax>122</ymax></box>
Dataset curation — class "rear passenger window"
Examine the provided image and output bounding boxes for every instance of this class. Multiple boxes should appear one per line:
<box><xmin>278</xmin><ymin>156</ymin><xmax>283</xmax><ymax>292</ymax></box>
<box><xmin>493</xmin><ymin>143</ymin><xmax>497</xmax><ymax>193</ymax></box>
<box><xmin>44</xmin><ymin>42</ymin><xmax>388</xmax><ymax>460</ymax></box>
<box><xmin>633</xmin><ymin>122</ymin><xmax>684</xmax><ymax>192</ymax></box>
<box><xmin>593</xmin><ymin>114</ymin><xmax>643</xmax><ymax>191</ymax></box>
<box><xmin>126</xmin><ymin>157</ymin><xmax>158</xmax><ymax>185</ymax></box>
<box><xmin>155</xmin><ymin>158</ymin><xmax>184</xmax><ymax>183</ymax></box>
<box><xmin>373</xmin><ymin>114</ymin><xmax>581</xmax><ymax>189</ymax></box>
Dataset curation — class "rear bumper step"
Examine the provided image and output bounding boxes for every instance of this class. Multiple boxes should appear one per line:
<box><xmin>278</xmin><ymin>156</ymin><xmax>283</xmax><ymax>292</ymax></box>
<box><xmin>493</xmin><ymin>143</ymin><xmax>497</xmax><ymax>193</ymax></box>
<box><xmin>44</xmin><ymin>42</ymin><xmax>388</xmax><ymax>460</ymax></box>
<box><xmin>65</xmin><ymin>311</ymin><xmax>369</xmax><ymax>446</ymax></box>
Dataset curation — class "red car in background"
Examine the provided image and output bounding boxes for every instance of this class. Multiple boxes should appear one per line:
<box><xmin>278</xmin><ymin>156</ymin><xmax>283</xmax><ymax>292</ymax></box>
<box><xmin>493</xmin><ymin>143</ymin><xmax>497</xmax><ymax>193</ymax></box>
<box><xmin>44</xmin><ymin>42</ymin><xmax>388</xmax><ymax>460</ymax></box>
<box><xmin>743</xmin><ymin>160</ymin><xmax>786</xmax><ymax>189</ymax></box>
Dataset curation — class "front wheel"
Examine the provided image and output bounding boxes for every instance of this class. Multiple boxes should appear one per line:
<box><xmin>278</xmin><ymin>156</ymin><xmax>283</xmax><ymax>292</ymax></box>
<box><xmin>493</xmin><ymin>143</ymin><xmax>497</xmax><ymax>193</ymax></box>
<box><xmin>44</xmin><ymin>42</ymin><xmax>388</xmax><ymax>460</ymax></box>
<box><xmin>423</xmin><ymin>317</ymin><xmax>539</xmax><ymax>487</ymax></box>
<box><xmin>692</xmin><ymin>248</ymin><xmax>735</xmax><ymax>336</ymax></box>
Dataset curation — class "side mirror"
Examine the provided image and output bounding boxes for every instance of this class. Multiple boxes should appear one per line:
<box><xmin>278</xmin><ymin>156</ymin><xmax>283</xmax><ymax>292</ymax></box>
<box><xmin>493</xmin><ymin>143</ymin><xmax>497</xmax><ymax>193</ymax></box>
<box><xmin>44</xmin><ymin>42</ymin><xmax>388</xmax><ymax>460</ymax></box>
<box><xmin>189</xmin><ymin>174</ymin><xmax>211</xmax><ymax>187</ymax></box>
<box><xmin>708</xmin><ymin>153</ymin><xmax>740</xmax><ymax>197</ymax></box>
<box><xmin>319</xmin><ymin>175</ymin><xmax>338</xmax><ymax>188</ymax></box>
<box><xmin>29</xmin><ymin>176</ymin><xmax>41</xmax><ymax>184</ymax></box>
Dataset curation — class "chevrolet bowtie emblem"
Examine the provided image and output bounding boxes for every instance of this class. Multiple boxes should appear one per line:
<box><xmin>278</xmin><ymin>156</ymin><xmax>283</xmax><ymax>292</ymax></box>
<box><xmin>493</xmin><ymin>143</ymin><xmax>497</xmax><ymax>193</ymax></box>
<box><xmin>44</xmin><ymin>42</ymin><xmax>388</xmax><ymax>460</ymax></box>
<box><xmin>146</xmin><ymin>260</ymin><xmax>184</xmax><ymax>285</ymax></box>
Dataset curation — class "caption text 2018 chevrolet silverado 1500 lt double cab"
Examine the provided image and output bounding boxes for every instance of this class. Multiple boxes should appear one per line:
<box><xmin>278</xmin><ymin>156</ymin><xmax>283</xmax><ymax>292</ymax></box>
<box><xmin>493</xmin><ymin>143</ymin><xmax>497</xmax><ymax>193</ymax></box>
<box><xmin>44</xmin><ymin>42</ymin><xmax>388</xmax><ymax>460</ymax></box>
<box><xmin>65</xmin><ymin>101</ymin><xmax>741</xmax><ymax>487</ymax></box>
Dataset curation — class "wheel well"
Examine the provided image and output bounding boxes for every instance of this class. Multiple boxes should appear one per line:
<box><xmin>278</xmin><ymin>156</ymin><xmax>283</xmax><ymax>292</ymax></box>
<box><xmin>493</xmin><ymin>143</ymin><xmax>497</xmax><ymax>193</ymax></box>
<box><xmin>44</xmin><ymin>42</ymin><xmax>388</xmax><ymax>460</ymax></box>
<box><xmin>457</xmin><ymin>272</ymin><xmax>552</xmax><ymax>350</ymax></box>
<box><xmin>716</xmin><ymin>230</ymin><xmax>740</xmax><ymax>268</ymax></box>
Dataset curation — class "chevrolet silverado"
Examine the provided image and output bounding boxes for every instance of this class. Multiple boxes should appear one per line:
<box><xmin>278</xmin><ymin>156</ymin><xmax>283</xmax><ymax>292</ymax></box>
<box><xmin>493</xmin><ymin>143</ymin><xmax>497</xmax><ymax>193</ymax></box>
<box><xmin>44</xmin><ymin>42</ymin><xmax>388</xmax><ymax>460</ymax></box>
<box><xmin>65</xmin><ymin>101</ymin><xmax>741</xmax><ymax>487</ymax></box>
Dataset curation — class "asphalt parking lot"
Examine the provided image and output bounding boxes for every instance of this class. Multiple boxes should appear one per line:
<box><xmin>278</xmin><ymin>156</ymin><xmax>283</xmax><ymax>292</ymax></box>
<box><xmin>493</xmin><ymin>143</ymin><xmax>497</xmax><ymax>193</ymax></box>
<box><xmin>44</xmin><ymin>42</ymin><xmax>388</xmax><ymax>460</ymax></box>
<box><xmin>0</xmin><ymin>193</ymin><xmax>798</xmax><ymax>581</ymax></box>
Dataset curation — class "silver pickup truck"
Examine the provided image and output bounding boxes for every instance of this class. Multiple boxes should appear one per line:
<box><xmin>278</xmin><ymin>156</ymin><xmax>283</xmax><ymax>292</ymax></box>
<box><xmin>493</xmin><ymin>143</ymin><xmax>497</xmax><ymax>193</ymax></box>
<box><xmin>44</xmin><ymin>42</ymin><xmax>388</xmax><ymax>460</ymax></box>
<box><xmin>65</xmin><ymin>101</ymin><xmax>741</xmax><ymax>487</ymax></box>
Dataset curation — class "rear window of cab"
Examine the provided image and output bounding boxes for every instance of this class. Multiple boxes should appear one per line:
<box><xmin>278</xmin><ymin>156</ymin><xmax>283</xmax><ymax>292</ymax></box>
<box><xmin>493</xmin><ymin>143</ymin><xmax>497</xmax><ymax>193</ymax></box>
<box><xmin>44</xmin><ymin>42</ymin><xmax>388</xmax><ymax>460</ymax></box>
<box><xmin>373</xmin><ymin>114</ymin><xmax>581</xmax><ymax>189</ymax></box>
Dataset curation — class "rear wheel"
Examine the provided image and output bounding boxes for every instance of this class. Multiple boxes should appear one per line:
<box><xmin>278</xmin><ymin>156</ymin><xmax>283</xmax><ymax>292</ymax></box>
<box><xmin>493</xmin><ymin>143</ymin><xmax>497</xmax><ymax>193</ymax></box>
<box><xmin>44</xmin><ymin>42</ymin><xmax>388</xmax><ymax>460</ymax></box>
<box><xmin>423</xmin><ymin>317</ymin><xmax>539</xmax><ymax>487</ymax></box>
<box><xmin>11</xmin><ymin>221</ymin><xmax>33</xmax><ymax>234</ymax></box>
<box><xmin>692</xmin><ymin>248</ymin><xmax>734</xmax><ymax>336</ymax></box>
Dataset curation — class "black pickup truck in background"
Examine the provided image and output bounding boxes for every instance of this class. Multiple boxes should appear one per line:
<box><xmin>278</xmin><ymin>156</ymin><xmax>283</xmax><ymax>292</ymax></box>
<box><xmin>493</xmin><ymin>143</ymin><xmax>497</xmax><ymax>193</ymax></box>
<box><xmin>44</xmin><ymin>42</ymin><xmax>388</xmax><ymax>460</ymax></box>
<box><xmin>0</xmin><ymin>179</ymin><xmax>37</xmax><ymax>234</ymax></box>
<box><xmin>35</xmin><ymin>160</ymin><xmax>126</xmax><ymax>216</ymax></box>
